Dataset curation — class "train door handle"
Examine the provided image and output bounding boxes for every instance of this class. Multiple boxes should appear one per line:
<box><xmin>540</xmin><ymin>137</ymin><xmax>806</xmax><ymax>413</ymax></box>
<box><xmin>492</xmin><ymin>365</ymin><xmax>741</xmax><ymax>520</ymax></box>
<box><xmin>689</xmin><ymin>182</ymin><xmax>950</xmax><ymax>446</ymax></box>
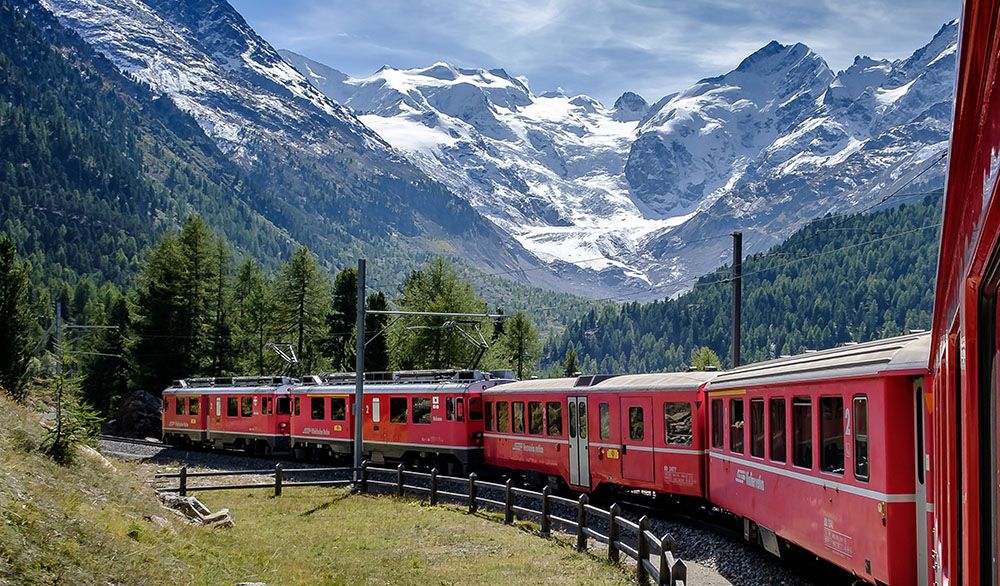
<box><xmin>621</xmin><ymin>444</ymin><xmax>627</xmax><ymax>454</ymax></box>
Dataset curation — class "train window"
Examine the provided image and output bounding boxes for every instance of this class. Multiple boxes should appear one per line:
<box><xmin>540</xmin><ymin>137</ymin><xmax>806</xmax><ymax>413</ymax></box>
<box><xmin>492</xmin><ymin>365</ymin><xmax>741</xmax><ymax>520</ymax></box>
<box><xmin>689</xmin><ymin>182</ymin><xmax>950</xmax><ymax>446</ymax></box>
<box><xmin>311</xmin><ymin>397</ymin><xmax>325</xmax><ymax>420</ymax></box>
<box><xmin>819</xmin><ymin>397</ymin><xmax>844</xmax><ymax>474</ymax></box>
<box><xmin>546</xmin><ymin>402</ymin><xmax>563</xmax><ymax>436</ymax></box>
<box><xmin>792</xmin><ymin>398</ymin><xmax>813</xmax><ymax>468</ymax></box>
<box><xmin>227</xmin><ymin>397</ymin><xmax>238</xmax><ymax>417</ymax></box>
<box><xmin>485</xmin><ymin>401</ymin><xmax>494</xmax><ymax>431</ymax></box>
<box><xmin>664</xmin><ymin>402</ymin><xmax>692</xmax><ymax>446</ymax></box>
<box><xmin>277</xmin><ymin>397</ymin><xmax>291</xmax><ymax>415</ymax></box>
<box><xmin>628</xmin><ymin>406</ymin><xmax>644</xmax><ymax>441</ymax></box>
<box><xmin>188</xmin><ymin>397</ymin><xmax>200</xmax><ymax>415</ymax></box>
<box><xmin>330</xmin><ymin>398</ymin><xmax>346</xmax><ymax>421</ymax></box>
<box><xmin>372</xmin><ymin>397</ymin><xmax>380</xmax><ymax>423</ymax></box>
<box><xmin>468</xmin><ymin>397</ymin><xmax>483</xmax><ymax>420</ymax></box>
<box><xmin>497</xmin><ymin>402</ymin><xmax>510</xmax><ymax>432</ymax></box>
<box><xmin>729</xmin><ymin>399</ymin><xmax>744</xmax><ymax>453</ymax></box>
<box><xmin>568</xmin><ymin>402</ymin><xmax>577</xmax><ymax>438</ymax></box>
<box><xmin>162</xmin><ymin>397</ymin><xmax>169</xmax><ymax>412</ymax></box>
<box><xmin>512</xmin><ymin>401</ymin><xmax>525</xmax><ymax>434</ymax></box>
<box><xmin>750</xmin><ymin>399</ymin><xmax>764</xmax><ymax>458</ymax></box>
<box><xmin>261</xmin><ymin>397</ymin><xmax>272</xmax><ymax>415</ymax></box>
<box><xmin>412</xmin><ymin>397</ymin><xmax>432</xmax><ymax>424</ymax></box>
<box><xmin>769</xmin><ymin>398</ymin><xmax>786</xmax><ymax>463</ymax></box>
<box><xmin>390</xmin><ymin>397</ymin><xmax>408</xmax><ymax>423</ymax></box>
<box><xmin>293</xmin><ymin>397</ymin><xmax>301</xmax><ymax>417</ymax></box>
<box><xmin>456</xmin><ymin>398</ymin><xmax>464</xmax><ymax>421</ymax></box>
<box><xmin>854</xmin><ymin>396</ymin><xmax>869</xmax><ymax>481</ymax></box>
<box><xmin>241</xmin><ymin>397</ymin><xmax>253</xmax><ymax>417</ymax></box>
<box><xmin>578</xmin><ymin>402</ymin><xmax>587</xmax><ymax>440</ymax></box>
<box><xmin>446</xmin><ymin>397</ymin><xmax>455</xmax><ymax>421</ymax></box>
<box><xmin>529</xmin><ymin>402</ymin><xmax>543</xmax><ymax>435</ymax></box>
<box><xmin>599</xmin><ymin>403</ymin><xmax>610</xmax><ymax>440</ymax></box>
<box><xmin>176</xmin><ymin>397</ymin><xmax>185</xmax><ymax>415</ymax></box>
<box><xmin>711</xmin><ymin>399</ymin><xmax>723</xmax><ymax>449</ymax></box>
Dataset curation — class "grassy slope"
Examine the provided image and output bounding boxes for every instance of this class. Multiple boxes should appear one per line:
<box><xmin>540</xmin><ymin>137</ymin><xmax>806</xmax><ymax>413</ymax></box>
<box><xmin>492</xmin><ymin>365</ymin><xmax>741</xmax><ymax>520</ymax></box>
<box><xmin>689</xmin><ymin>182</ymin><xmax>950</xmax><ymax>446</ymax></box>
<box><xmin>0</xmin><ymin>396</ymin><xmax>628</xmax><ymax>585</ymax></box>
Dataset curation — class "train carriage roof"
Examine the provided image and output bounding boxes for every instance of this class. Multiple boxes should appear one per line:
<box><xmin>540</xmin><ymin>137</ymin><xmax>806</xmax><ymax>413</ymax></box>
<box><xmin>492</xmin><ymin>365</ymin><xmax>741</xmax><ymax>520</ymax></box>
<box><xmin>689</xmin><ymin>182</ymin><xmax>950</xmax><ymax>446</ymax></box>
<box><xmin>289</xmin><ymin>381</ymin><xmax>487</xmax><ymax>395</ymax></box>
<box><xmin>592</xmin><ymin>371</ymin><xmax>716</xmax><ymax>391</ymax></box>
<box><xmin>483</xmin><ymin>377</ymin><xmax>581</xmax><ymax>394</ymax></box>
<box><xmin>705</xmin><ymin>331</ymin><xmax>931</xmax><ymax>390</ymax></box>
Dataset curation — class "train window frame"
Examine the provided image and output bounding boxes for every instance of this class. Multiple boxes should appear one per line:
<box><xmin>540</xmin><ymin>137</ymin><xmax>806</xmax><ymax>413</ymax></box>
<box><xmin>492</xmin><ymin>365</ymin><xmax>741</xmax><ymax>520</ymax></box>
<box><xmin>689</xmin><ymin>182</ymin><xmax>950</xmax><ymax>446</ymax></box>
<box><xmin>330</xmin><ymin>397</ymin><xmax>347</xmax><ymax>421</ymax></box>
<box><xmin>162</xmin><ymin>396</ymin><xmax>169</xmax><ymax>412</ymax></box>
<box><xmin>628</xmin><ymin>406</ymin><xmax>644</xmax><ymax>441</ymax></box>
<box><xmin>446</xmin><ymin>397</ymin><xmax>455</xmax><ymax>421</ymax></box>
<box><xmin>485</xmin><ymin>401</ymin><xmax>494</xmax><ymax>431</ymax></box>
<box><xmin>310</xmin><ymin>397</ymin><xmax>325</xmax><ymax>420</ymax></box>
<box><xmin>512</xmin><ymin>401</ymin><xmax>525</xmax><ymax>434</ymax></box>
<box><xmin>568</xmin><ymin>401</ymin><xmax>577</xmax><ymax>438</ymax></box>
<box><xmin>468</xmin><ymin>397</ymin><xmax>482</xmax><ymax>420</ymax></box>
<box><xmin>372</xmin><ymin>397</ymin><xmax>380</xmax><ymax>423</ymax></box>
<box><xmin>277</xmin><ymin>397</ymin><xmax>291</xmax><ymax>416</ymax></box>
<box><xmin>664</xmin><ymin>401</ymin><xmax>692</xmax><ymax>446</ymax></box>
<box><xmin>749</xmin><ymin>398</ymin><xmax>764</xmax><ymax>458</ymax></box>
<box><xmin>389</xmin><ymin>397</ymin><xmax>408</xmax><ymax>424</ymax></box>
<box><xmin>529</xmin><ymin>401</ymin><xmax>543</xmax><ymax>435</ymax></box>
<box><xmin>175</xmin><ymin>397</ymin><xmax>186</xmax><ymax>416</ymax></box>
<box><xmin>546</xmin><ymin>402</ymin><xmax>563</xmax><ymax>437</ymax></box>
<box><xmin>853</xmin><ymin>395</ymin><xmax>869</xmax><ymax>482</ymax></box>
<box><xmin>189</xmin><ymin>397</ymin><xmax>200</xmax><ymax>415</ymax></box>
<box><xmin>792</xmin><ymin>397</ymin><xmax>813</xmax><ymax>469</ymax></box>
<box><xmin>241</xmin><ymin>397</ymin><xmax>253</xmax><ymax>417</ymax></box>
<box><xmin>599</xmin><ymin>402</ymin><xmax>610</xmax><ymax>440</ymax></box>
<box><xmin>729</xmin><ymin>398</ymin><xmax>744</xmax><ymax>453</ymax></box>
<box><xmin>227</xmin><ymin>396</ymin><xmax>239</xmax><ymax>417</ymax></box>
<box><xmin>819</xmin><ymin>396</ymin><xmax>845</xmax><ymax>475</ymax></box>
<box><xmin>292</xmin><ymin>397</ymin><xmax>300</xmax><ymax>417</ymax></box>
<box><xmin>497</xmin><ymin>401</ymin><xmax>510</xmax><ymax>433</ymax></box>
<box><xmin>456</xmin><ymin>397</ymin><xmax>465</xmax><ymax>421</ymax></box>
<box><xmin>261</xmin><ymin>397</ymin><xmax>272</xmax><ymax>416</ymax></box>
<box><xmin>578</xmin><ymin>401</ymin><xmax>588</xmax><ymax>440</ymax></box>
<box><xmin>769</xmin><ymin>397</ymin><xmax>786</xmax><ymax>463</ymax></box>
<box><xmin>711</xmin><ymin>399</ymin><xmax>724</xmax><ymax>449</ymax></box>
<box><xmin>412</xmin><ymin>397</ymin><xmax>432</xmax><ymax>424</ymax></box>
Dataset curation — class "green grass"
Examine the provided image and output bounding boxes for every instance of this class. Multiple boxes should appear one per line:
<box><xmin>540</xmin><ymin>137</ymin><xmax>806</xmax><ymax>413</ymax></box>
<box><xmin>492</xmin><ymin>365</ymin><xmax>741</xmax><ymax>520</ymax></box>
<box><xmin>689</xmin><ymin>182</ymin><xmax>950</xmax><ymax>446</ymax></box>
<box><xmin>0</xmin><ymin>394</ymin><xmax>630</xmax><ymax>585</ymax></box>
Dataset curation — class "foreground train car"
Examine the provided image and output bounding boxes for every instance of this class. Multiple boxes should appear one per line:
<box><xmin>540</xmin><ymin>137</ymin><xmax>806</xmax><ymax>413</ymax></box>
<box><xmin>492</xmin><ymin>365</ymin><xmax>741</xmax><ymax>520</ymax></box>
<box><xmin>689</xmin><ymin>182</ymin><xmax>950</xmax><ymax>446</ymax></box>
<box><xmin>482</xmin><ymin>372</ymin><xmax>713</xmax><ymax>496</ymax></box>
<box><xmin>705</xmin><ymin>333</ymin><xmax>931</xmax><ymax>585</ymax></box>
<box><xmin>288</xmin><ymin>370</ymin><xmax>495</xmax><ymax>473</ymax></box>
<box><xmin>162</xmin><ymin>376</ymin><xmax>294</xmax><ymax>455</ymax></box>
<box><xmin>931</xmin><ymin>1</ymin><xmax>1000</xmax><ymax>584</ymax></box>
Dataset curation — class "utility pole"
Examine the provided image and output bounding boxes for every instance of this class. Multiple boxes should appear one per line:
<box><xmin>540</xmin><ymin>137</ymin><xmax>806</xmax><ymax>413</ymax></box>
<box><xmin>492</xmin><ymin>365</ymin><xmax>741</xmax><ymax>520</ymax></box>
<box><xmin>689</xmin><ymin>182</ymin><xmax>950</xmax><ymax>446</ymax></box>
<box><xmin>731</xmin><ymin>232</ymin><xmax>743</xmax><ymax>369</ymax></box>
<box><xmin>353</xmin><ymin>259</ymin><xmax>366</xmax><ymax>481</ymax></box>
<box><xmin>55</xmin><ymin>302</ymin><xmax>63</xmax><ymax>442</ymax></box>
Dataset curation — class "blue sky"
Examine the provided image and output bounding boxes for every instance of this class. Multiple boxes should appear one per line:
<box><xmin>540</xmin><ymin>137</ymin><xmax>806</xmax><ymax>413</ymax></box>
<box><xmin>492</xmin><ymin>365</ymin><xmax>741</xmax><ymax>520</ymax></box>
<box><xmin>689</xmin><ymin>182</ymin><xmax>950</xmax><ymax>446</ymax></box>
<box><xmin>230</xmin><ymin>0</ymin><xmax>960</xmax><ymax>105</ymax></box>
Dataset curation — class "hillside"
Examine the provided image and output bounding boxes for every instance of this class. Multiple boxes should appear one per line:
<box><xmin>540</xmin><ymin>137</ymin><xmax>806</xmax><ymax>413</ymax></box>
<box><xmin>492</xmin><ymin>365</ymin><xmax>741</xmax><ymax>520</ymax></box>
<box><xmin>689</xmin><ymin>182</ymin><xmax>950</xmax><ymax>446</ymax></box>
<box><xmin>546</xmin><ymin>195</ymin><xmax>941</xmax><ymax>372</ymax></box>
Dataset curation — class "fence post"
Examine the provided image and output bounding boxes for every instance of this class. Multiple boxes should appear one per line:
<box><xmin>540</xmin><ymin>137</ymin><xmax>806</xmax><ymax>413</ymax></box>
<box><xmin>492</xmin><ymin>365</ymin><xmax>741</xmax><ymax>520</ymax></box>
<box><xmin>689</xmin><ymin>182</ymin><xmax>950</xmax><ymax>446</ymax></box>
<box><xmin>637</xmin><ymin>515</ymin><xmax>651</xmax><ymax>584</ymax></box>
<box><xmin>540</xmin><ymin>485</ymin><xmax>551</xmax><ymax>537</ymax></box>
<box><xmin>430</xmin><ymin>467</ymin><xmax>439</xmax><ymax>506</ymax></box>
<box><xmin>396</xmin><ymin>463</ymin><xmax>405</xmax><ymax>497</ymax></box>
<box><xmin>274</xmin><ymin>463</ymin><xmax>283</xmax><ymax>497</ymax></box>
<box><xmin>468</xmin><ymin>473</ymin><xmax>478</xmax><ymax>514</ymax></box>
<box><xmin>576</xmin><ymin>493</ymin><xmax>588</xmax><ymax>551</ymax></box>
<box><xmin>658</xmin><ymin>539</ymin><xmax>669</xmax><ymax>586</ymax></box>
<box><xmin>670</xmin><ymin>559</ymin><xmax>687</xmax><ymax>585</ymax></box>
<box><xmin>608</xmin><ymin>503</ymin><xmax>621</xmax><ymax>563</ymax></box>
<box><xmin>359</xmin><ymin>460</ymin><xmax>369</xmax><ymax>493</ymax></box>
<box><xmin>179</xmin><ymin>466</ymin><xmax>187</xmax><ymax>497</ymax></box>
<box><xmin>504</xmin><ymin>478</ymin><xmax>514</xmax><ymax>524</ymax></box>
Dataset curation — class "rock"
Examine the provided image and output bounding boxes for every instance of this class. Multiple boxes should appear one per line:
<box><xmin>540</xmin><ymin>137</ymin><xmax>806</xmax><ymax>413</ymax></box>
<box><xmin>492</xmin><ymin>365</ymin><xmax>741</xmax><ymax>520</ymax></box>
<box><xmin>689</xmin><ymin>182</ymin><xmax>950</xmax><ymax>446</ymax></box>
<box><xmin>111</xmin><ymin>390</ymin><xmax>162</xmax><ymax>439</ymax></box>
<box><xmin>159</xmin><ymin>493</ymin><xmax>234</xmax><ymax>528</ymax></box>
<box><xmin>144</xmin><ymin>514</ymin><xmax>170</xmax><ymax>529</ymax></box>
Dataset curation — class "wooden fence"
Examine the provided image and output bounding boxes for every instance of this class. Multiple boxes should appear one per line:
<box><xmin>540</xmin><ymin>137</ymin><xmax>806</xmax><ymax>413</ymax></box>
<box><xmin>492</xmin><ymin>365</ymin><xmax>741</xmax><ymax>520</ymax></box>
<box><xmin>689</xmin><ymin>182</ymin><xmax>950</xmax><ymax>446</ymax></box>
<box><xmin>156</xmin><ymin>463</ymin><xmax>688</xmax><ymax>586</ymax></box>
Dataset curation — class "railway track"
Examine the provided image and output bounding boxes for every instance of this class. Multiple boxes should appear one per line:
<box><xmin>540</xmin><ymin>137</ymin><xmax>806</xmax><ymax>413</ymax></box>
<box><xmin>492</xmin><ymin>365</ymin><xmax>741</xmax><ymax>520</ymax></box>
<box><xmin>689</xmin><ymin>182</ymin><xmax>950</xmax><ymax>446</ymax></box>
<box><xmin>99</xmin><ymin>434</ymin><xmax>169</xmax><ymax>448</ymax></box>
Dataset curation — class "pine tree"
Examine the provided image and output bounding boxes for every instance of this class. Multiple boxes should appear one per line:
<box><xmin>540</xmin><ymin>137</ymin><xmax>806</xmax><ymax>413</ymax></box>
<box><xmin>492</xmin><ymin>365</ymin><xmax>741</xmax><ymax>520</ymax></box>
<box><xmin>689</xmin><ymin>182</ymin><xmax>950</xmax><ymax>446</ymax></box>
<box><xmin>689</xmin><ymin>346</ymin><xmax>722</xmax><ymax>371</ymax></box>
<box><xmin>0</xmin><ymin>236</ymin><xmax>34</xmax><ymax>402</ymax></box>
<box><xmin>323</xmin><ymin>267</ymin><xmax>357</xmax><ymax>371</ymax></box>
<box><xmin>276</xmin><ymin>247</ymin><xmax>329</xmax><ymax>375</ymax></box>
<box><xmin>131</xmin><ymin>232</ymin><xmax>188</xmax><ymax>392</ymax></box>
<box><xmin>365</xmin><ymin>291</ymin><xmax>391</xmax><ymax>372</ymax></box>
<box><xmin>233</xmin><ymin>258</ymin><xmax>275</xmax><ymax>375</ymax></box>
<box><xmin>206</xmin><ymin>240</ymin><xmax>233</xmax><ymax>376</ymax></box>
<box><xmin>498</xmin><ymin>311</ymin><xmax>541</xmax><ymax>379</ymax></box>
<box><xmin>81</xmin><ymin>295</ymin><xmax>131</xmax><ymax>416</ymax></box>
<box><xmin>563</xmin><ymin>349</ymin><xmax>579</xmax><ymax>378</ymax></box>
<box><xmin>177</xmin><ymin>217</ymin><xmax>214</xmax><ymax>373</ymax></box>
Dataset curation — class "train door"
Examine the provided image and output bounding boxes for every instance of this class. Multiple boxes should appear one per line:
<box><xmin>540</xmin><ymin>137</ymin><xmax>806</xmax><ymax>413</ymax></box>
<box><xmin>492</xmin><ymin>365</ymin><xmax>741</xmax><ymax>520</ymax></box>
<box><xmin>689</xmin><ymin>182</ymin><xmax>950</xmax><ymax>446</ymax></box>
<box><xmin>620</xmin><ymin>396</ymin><xmax>655</xmax><ymax>482</ymax></box>
<box><xmin>913</xmin><ymin>379</ymin><xmax>929</xmax><ymax>586</ymax></box>
<box><xmin>567</xmin><ymin>396</ymin><xmax>591</xmax><ymax>488</ymax></box>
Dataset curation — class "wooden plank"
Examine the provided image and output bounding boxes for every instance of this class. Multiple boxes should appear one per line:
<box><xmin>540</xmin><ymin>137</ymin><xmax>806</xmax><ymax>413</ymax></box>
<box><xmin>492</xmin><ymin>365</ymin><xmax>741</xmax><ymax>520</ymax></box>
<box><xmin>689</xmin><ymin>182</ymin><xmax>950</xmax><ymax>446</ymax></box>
<box><xmin>583</xmin><ymin>527</ymin><xmax>608</xmax><ymax>543</ymax></box>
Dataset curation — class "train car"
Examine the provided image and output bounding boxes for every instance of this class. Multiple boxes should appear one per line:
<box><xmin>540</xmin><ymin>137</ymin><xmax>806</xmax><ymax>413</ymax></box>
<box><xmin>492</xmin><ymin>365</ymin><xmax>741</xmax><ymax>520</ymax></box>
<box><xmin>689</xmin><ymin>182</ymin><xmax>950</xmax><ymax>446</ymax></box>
<box><xmin>930</xmin><ymin>2</ymin><xmax>1000</xmax><ymax>584</ymax></box>
<box><xmin>704</xmin><ymin>333</ymin><xmax>931</xmax><ymax>585</ymax></box>
<box><xmin>289</xmin><ymin>370</ymin><xmax>500</xmax><ymax>473</ymax></box>
<box><xmin>482</xmin><ymin>372</ymin><xmax>713</xmax><ymax>496</ymax></box>
<box><xmin>162</xmin><ymin>376</ymin><xmax>294</xmax><ymax>455</ymax></box>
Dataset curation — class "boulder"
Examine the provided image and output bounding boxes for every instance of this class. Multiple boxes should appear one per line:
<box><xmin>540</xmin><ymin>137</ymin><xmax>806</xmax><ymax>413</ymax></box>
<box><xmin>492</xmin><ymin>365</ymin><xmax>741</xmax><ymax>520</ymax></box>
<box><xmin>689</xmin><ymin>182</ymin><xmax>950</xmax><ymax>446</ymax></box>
<box><xmin>110</xmin><ymin>390</ymin><xmax>161</xmax><ymax>438</ymax></box>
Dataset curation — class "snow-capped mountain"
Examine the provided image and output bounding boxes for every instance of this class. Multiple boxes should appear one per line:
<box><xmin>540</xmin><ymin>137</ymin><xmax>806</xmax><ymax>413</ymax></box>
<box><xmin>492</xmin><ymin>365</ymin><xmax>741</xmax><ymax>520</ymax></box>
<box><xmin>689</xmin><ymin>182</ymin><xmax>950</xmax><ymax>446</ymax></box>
<box><xmin>286</xmin><ymin>22</ymin><xmax>956</xmax><ymax>297</ymax></box>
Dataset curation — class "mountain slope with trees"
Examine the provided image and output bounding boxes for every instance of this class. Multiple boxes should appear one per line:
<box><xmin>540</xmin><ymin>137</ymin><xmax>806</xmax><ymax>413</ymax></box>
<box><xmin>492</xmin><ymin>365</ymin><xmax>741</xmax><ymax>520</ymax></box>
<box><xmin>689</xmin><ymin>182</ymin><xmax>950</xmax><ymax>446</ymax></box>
<box><xmin>546</xmin><ymin>195</ymin><xmax>942</xmax><ymax>373</ymax></box>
